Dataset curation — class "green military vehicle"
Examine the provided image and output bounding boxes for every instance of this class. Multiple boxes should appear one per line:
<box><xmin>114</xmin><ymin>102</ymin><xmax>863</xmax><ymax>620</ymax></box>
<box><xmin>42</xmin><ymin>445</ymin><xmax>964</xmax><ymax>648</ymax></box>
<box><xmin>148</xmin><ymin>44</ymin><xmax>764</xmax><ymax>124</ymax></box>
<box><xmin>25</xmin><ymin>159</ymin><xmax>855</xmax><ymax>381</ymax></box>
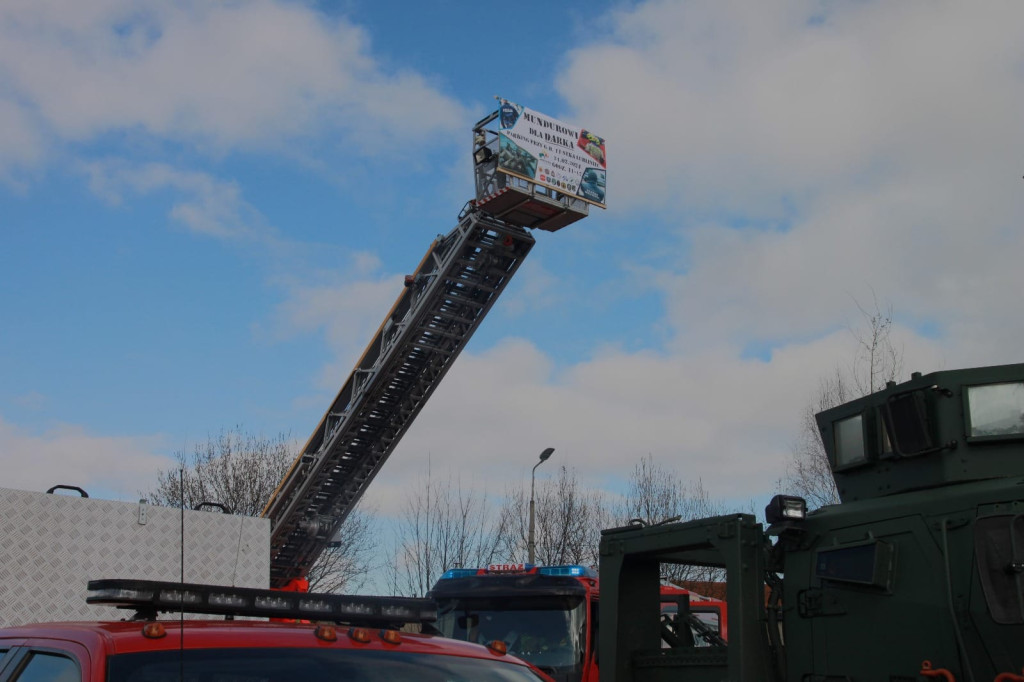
<box><xmin>600</xmin><ymin>363</ymin><xmax>1024</xmax><ymax>682</ymax></box>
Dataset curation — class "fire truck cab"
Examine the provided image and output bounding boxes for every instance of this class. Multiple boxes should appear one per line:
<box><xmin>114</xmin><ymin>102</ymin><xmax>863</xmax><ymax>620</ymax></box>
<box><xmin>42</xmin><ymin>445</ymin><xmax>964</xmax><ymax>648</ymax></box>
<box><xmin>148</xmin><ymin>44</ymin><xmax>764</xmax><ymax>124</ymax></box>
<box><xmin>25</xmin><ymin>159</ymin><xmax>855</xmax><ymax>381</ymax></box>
<box><xmin>0</xmin><ymin>579</ymin><xmax>552</xmax><ymax>682</ymax></box>
<box><xmin>429</xmin><ymin>565</ymin><xmax>598</xmax><ymax>682</ymax></box>
<box><xmin>427</xmin><ymin>564</ymin><xmax>727</xmax><ymax>682</ymax></box>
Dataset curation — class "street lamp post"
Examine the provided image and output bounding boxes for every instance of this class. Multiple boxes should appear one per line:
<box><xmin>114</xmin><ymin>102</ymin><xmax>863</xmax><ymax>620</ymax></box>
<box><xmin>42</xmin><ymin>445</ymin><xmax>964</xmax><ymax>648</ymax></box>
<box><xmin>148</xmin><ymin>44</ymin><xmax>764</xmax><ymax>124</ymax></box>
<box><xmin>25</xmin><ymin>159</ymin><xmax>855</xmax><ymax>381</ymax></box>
<box><xmin>528</xmin><ymin>447</ymin><xmax>555</xmax><ymax>565</ymax></box>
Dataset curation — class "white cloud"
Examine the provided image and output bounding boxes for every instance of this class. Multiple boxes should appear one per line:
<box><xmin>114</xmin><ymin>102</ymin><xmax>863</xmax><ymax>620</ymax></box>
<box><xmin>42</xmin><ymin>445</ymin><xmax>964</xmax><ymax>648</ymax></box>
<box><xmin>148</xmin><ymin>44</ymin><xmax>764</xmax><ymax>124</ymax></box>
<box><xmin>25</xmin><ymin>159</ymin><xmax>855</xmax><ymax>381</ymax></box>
<box><xmin>0</xmin><ymin>100</ymin><xmax>45</xmax><ymax>184</ymax></box>
<box><xmin>653</xmin><ymin>174</ymin><xmax>1024</xmax><ymax>359</ymax></box>
<box><xmin>83</xmin><ymin>160</ymin><xmax>268</xmax><ymax>239</ymax></box>
<box><xmin>560</xmin><ymin>1</ymin><xmax>1024</xmax><ymax>215</ymax></box>
<box><xmin>552</xmin><ymin>0</ymin><xmax>1024</xmax><ymax>368</ymax></box>
<box><xmin>500</xmin><ymin>259</ymin><xmax>565</xmax><ymax>317</ymax></box>
<box><xmin>0</xmin><ymin>416</ymin><xmax>174</xmax><ymax>500</ymax></box>
<box><xmin>0</xmin><ymin>0</ymin><xmax>467</xmax><ymax>171</ymax></box>
<box><xmin>270</xmin><ymin>273</ymin><xmax>406</xmax><ymax>392</ymax></box>
<box><xmin>364</xmin><ymin>326</ymin><xmax>938</xmax><ymax>507</ymax></box>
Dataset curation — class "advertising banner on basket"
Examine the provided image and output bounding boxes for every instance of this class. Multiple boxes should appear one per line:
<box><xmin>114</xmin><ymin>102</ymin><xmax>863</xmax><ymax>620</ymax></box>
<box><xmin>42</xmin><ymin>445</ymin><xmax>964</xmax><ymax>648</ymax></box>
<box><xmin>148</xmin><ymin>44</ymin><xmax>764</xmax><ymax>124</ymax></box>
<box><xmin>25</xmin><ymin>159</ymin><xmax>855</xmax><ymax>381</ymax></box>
<box><xmin>496</xmin><ymin>98</ymin><xmax>607</xmax><ymax>207</ymax></box>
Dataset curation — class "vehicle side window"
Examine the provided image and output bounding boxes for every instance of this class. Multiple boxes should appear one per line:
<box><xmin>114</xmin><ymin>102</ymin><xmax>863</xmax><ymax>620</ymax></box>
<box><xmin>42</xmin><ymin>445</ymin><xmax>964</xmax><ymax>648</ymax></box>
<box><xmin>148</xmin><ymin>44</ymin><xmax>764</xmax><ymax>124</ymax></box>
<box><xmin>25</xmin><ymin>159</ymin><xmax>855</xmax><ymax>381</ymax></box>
<box><xmin>9</xmin><ymin>652</ymin><xmax>80</xmax><ymax>682</ymax></box>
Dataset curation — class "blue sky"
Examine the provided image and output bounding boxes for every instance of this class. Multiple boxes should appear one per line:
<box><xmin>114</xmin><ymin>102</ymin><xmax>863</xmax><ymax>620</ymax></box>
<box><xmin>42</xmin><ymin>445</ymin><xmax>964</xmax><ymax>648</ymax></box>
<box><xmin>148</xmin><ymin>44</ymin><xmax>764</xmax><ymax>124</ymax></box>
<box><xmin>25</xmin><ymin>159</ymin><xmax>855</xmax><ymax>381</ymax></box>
<box><xmin>3</xmin><ymin>0</ymin><xmax>1024</xmax><ymax>524</ymax></box>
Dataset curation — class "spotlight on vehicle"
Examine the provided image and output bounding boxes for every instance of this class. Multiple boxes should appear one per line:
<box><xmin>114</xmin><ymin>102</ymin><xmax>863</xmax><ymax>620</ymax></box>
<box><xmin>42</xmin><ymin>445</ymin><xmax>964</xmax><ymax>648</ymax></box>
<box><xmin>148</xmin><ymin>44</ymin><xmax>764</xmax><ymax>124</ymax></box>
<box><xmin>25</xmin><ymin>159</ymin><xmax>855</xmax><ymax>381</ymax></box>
<box><xmin>765</xmin><ymin>495</ymin><xmax>807</xmax><ymax>525</ymax></box>
<box><xmin>474</xmin><ymin>147</ymin><xmax>493</xmax><ymax>164</ymax></box>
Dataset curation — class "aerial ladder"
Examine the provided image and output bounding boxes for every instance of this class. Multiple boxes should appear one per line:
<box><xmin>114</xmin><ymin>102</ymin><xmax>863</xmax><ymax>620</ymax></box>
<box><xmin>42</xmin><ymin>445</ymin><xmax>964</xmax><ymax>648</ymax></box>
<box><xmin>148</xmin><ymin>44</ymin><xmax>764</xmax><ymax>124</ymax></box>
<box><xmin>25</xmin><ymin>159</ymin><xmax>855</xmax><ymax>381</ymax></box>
<box><xmin>262</xmin><ymin>106</ymin><xmax>598</xmax><ymax>586</ymax></box>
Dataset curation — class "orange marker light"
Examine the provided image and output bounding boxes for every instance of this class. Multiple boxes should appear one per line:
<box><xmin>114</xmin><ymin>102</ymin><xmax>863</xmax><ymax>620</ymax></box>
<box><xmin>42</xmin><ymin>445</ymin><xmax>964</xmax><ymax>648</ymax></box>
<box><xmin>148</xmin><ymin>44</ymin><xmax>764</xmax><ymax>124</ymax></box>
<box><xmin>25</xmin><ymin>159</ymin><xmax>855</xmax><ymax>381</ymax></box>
<box><xmin>348</xmin><ymin>627</ymin><xmax>372</xmax><ymax>643</ymax></box>
<box><xmin>486</xmin><ymin>640</ymin><xmax>508</xmax><ymax>655</ymax></box>
<box><xmin>380</xmin><ymin>629</ymin><xmax>402</xmax><ymax>645</ymax></box>
<box><xmin>314</xmin><ymin>625</ymin><xmax>338</xmax><ymax>642</ymax></box>
<box><xmin>142</xmin><ymin>623</ymin><xmax>166</xmax><ymax>639</ymax></box>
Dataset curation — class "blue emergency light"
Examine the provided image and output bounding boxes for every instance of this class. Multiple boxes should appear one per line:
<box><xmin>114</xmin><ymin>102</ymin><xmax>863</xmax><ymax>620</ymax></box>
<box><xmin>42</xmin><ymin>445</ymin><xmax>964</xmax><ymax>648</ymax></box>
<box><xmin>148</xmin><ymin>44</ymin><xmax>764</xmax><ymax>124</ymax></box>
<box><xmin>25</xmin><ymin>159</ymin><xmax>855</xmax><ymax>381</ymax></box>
<box><xmin>439</xmin><ymin>568</ymin><xmax>480</xmax><ymax>580</ymax></box>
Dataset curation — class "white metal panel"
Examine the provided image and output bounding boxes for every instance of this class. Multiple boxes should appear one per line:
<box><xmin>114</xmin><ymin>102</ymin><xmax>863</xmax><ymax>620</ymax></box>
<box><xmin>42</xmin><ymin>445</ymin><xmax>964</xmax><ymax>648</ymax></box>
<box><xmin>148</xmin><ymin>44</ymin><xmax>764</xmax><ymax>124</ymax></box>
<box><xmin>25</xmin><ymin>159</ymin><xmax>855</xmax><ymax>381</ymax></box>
<box><xmin>0</xmin><ymin>487</ymin><xmax>269</xmax><ymax>626</ymax></box>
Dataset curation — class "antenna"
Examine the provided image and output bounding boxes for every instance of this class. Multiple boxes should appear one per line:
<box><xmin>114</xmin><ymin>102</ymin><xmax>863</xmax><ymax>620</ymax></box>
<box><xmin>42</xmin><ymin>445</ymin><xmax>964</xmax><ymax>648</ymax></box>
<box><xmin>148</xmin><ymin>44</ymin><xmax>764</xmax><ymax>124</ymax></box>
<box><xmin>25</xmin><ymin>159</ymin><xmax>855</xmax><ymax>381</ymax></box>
<box><xmin>179</xmin><ymin>468</ymin><xmax>185</xmax><ymax>679</ymax></box>
<box><xmin>179</xmin><ymin>467</ymin><xmax>185</xmax><ymax>585</ymax></box>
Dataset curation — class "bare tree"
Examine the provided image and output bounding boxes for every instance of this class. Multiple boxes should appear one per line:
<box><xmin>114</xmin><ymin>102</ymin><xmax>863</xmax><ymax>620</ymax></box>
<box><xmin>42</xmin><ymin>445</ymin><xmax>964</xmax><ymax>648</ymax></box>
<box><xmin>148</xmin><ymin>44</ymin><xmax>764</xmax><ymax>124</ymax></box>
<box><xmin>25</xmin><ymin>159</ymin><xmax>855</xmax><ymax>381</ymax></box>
<box><xmin>497</xmin><ymin>465</ymin><xmax>611</xmax><ymax>568</ymax></box>
<box><xmin>386</xmin><ymin>467</ymin><xmax>505</xmax><ymax>597</ymax></box>
<box><xmin>785</xmin><ymin>372</ymin><xmax>846</xmax><ymax>509</ymax></box>
<box><xmin>849</xmin><ymin>297</ymin><xmax>903</xmax><ymax>396</ymax></box>
<box><xmin>145</xmin><ymin>427</ymin><xmax>378</xmax><ymax>593</ymax></box>
<box><xmin>305</xmin><ymin>507</ymin><xmax>378</xmax><ymax>593</ymax></box>
<box><xmin>618</xmin><ymin>455</ymin><xmax>727</xmax><ymax>582</ymax></box>
<box><xmin>782</xmin><ymin>298</ymin><xmax>904</xmax><ymax>508</ymax></box>
<box><xmin>147</xmin><ymin>428</ymin><xmax>293</xmax><ymax>516</ymax></box>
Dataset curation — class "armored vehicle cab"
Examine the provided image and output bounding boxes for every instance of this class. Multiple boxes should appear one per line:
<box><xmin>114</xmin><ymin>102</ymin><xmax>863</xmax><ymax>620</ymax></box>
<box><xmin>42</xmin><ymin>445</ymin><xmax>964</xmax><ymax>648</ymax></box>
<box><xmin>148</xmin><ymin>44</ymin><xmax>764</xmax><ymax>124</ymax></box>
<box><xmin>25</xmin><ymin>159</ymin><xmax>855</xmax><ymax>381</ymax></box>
<box><xmin>599</xmin><ymin>363</ymin><xmax>1024</xmax><ymax>682</ymax></box>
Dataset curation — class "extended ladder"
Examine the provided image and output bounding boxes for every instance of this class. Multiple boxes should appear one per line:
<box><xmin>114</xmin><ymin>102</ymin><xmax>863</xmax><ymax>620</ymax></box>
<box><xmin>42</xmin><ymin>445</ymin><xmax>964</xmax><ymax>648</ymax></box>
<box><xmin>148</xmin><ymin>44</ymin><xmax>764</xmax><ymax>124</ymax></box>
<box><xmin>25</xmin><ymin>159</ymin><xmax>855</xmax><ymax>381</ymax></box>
<box><xmin>264</xmin><ymin>209</ymin><xmax>533</xmax><ymax>585</ymax></box>
<box><xmin>264</xmin><ymin>108</ymin><xmax>592</xmax><ymax>585</ymax></box>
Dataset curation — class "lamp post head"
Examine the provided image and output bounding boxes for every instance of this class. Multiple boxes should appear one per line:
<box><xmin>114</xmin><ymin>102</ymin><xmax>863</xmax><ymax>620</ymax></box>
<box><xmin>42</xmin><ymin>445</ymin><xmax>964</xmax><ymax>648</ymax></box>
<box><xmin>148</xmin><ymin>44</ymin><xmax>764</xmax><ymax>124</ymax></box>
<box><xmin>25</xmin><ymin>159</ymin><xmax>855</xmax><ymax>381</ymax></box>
<box><xmin>529</xmin><ymin>448</ymin><xmax>554</xmax><ymax>565</ymax></box>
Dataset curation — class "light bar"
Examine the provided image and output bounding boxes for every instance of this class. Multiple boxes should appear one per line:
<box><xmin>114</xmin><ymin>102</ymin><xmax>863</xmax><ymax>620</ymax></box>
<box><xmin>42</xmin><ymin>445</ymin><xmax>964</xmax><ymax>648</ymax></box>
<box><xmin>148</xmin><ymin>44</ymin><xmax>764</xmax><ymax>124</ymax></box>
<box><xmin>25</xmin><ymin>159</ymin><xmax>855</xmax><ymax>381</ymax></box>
<box><xmin>537</xmin><ymin>565</ymin><xmax>596</xmax><ymax>578</ymax></box>
<box><xmin>87</xmin><ymin>579</ymin><xmax>436</xmax><ymax>626</ymax></box>
<box><xmin>438</xmin><ymin>564</ymin><xmax>597</xmax><ymax>580</ymax></box>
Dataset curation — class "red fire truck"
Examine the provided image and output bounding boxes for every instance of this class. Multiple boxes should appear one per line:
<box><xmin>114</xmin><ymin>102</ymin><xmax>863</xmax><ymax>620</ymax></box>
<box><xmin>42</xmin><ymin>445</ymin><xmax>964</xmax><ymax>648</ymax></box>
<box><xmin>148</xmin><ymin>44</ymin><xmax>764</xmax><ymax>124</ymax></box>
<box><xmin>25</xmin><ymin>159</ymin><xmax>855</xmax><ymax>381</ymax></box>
<box><xmin>426</xmin><ymin>564</ymin><xmax>727</xmax><ymax>682</ymax></box>
<box><xmin>0</xmin><ymin>578</ymin><xmax>554</xmax><ymax>682</ymax></box>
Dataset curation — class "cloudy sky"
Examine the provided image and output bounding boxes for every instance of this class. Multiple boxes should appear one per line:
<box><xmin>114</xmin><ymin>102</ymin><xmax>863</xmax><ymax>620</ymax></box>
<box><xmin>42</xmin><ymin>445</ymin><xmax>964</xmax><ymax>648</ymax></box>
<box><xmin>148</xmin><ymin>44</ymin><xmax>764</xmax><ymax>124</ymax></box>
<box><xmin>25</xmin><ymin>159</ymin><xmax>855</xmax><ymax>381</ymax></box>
<box><xmin>2</xmin><ymin>1</ymin><xmax>1022</xmax><ymax>519</ymax></box>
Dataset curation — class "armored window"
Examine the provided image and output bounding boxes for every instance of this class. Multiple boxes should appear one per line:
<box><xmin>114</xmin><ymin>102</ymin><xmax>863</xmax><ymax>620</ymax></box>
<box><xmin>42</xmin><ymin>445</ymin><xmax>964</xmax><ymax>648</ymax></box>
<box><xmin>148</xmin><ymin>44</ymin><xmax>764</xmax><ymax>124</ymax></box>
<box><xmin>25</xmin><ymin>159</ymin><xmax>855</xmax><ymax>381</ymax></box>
<box><xmin>833</xmin><ymin>414</ymin><xmax>866</xmax><ymax>467</ymax></box>
<box><xmin>966</xmin><ymin>382</ymin><xmax>1024</xmax><ymax>439</ymax></box>
<box><xmin>884</xmin><ymin>390</ymin><xmax>935</xmax><ymax>456</ymax></box>
<box><xmin>814</xmin><ymin>539</ymin><xmax>895</xmax><ymax>590</ymax></box>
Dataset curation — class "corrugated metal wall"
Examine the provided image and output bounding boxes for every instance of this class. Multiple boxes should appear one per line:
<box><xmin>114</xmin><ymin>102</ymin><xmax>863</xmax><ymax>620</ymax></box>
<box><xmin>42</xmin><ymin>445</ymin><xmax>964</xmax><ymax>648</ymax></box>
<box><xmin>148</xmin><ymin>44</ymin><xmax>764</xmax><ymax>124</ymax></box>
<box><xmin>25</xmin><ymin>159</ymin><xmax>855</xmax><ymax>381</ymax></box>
<box><xmin>0</xmin><ymin>487</ymin><xmax>269</xmax><ymax>626</ymax></box>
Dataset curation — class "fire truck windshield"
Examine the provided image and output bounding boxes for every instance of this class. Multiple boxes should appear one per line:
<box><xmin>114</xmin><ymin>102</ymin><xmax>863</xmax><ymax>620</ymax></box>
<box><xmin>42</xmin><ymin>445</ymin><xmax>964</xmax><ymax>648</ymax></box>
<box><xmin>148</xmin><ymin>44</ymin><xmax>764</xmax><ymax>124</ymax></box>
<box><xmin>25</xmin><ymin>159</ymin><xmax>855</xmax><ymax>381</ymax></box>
<box><xmin>434</xmin><ymin>597</ymin><xmax>586</xmax><ymax>672</ymax></box>
<box><xmin>107</xmin><ymin>647</ymin><xmax>546</xmax><ymax>682</ymax></box>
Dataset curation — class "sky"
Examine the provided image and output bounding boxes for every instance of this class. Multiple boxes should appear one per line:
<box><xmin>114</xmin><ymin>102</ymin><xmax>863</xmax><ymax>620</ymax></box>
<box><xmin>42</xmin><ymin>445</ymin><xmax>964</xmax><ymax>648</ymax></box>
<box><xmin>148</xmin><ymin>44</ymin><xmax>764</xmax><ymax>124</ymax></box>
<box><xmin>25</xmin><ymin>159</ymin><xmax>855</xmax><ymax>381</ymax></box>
<box><xmin>2</xmin><ymin>0</ymin><xmax>1023</xmax><ymax>525</ymax></box>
